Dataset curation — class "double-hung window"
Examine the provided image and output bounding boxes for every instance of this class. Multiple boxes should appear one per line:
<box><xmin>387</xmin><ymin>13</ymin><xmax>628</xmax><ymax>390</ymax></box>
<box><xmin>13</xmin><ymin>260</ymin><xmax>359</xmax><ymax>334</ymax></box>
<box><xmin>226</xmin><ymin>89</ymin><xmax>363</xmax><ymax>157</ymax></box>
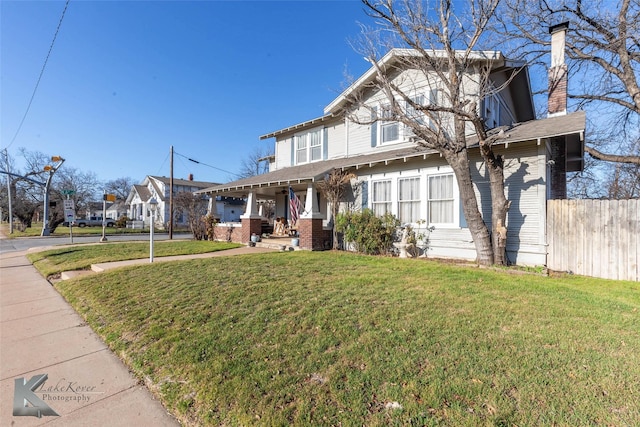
<box><xmin>309</xmin><ymin>129</ymin><xmax>322</xmax><ymax>161</ymax></box>
<box><xmin>372</xmin><ymin>180</ymin><xmax>392</xmax><ymax>216</ymax></box>
<box><xmin>406</xmin><ymin>95</ymin><xmax>425</xmax><ymax>124</ymax></box>
<box><xmin>296</xmin><ymin>134</ymin><xmax>308</xmax><ymax>164</ymax></box>
<box><xmin>398</xmin><ymin>177</ymin><xmax>421</xmax><ymax>224</ymax></box>
<box><xmin>295</xmin><ymin>128</ymin><xmax>323</xmax><ymax>165</ymax></box>
<box><xmin>380</xmin><ymin>104</ymin><xmax>399</xmax><ymax>143</ymax></box>
<box><xmin>428</xmin><ymin>174</ymin><xmax>455</xmax><ymax>225</ymax></box>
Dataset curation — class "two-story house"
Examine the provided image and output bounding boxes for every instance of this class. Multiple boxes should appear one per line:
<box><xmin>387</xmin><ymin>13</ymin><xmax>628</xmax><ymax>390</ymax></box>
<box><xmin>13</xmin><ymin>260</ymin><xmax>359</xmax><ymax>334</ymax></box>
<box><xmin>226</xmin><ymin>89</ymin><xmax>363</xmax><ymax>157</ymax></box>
<box><xmin>200</xmin><ymin>25</ymin><xmax>584</xmax><ymax>266</ymax></box>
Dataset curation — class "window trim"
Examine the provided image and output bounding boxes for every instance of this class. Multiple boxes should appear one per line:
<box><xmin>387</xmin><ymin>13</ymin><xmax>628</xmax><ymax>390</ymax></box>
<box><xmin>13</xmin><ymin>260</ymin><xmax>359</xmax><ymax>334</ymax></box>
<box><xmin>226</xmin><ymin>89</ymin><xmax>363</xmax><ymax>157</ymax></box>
<box><xmin>294</xmin><ymin>127</ymin><xmax>324</xmax><ymax>165</ymax></box>
<box><xmin>378</xmin><ymin>103</ymin><xmax>400</xmax><ymax>145</ymax></box>
<box><xmin>397</xmin><ymin>176</ymin><xmax>421</xmax><ymax>225</ymax></box>
<box><xmin>371</xmin><ymin>179</ymin><xmax>392</xmax><ymax>216</ymax></box>
<box><xmin>427</xmin><ymin>172</ymin><xmax>456</xmax><ymax>227</ymax></box>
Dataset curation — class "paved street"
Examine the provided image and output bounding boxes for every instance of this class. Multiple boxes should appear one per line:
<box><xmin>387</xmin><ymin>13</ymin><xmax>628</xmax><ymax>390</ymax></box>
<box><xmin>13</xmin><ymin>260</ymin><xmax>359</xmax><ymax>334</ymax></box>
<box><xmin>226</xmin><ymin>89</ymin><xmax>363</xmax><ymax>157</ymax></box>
<box><xmin>0</xmin><ymin>232</ymin><xmax>193</xmax><ymax>254</ymax></box>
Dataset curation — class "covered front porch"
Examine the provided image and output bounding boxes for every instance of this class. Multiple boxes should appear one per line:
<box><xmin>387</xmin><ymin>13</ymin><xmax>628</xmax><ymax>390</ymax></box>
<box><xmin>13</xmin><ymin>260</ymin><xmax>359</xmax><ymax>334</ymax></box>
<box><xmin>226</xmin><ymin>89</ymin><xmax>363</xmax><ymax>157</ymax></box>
<box><xmin>203</xmin><ymin>181</ymin><xmax>333</xmax><ymax>251</ymax></box>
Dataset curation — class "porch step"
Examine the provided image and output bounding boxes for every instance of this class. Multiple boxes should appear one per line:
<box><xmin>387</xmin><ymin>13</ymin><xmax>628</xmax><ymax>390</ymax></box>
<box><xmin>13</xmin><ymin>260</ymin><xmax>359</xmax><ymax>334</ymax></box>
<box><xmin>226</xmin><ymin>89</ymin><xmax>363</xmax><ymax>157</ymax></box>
<box><xmin>253</xmin><ymin>240</ymin><xmax>301</xmax><ymax>251</ymax></box>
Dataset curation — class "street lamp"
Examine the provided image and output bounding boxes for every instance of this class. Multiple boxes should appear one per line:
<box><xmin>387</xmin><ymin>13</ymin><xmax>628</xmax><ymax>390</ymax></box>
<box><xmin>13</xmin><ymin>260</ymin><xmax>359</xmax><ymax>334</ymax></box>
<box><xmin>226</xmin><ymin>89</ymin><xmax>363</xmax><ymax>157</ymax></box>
<box><xmin>149</xmin><ymin>197</ymin><xmax>158</xmax><ymax>263</ymax></box>
<box><xmin>42</xmin><ymin>156</ymin><xmax>65</xmax><ymax>236</ymax></box>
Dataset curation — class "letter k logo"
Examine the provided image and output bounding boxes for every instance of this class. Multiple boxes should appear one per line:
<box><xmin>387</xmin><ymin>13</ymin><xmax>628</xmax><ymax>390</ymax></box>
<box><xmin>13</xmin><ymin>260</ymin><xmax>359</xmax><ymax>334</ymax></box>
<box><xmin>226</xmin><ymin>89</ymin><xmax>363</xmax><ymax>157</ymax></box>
<box><xmin>13</xmin><ymin>374</ymin><xmax>59</xmax><ymax>417</ymax></box>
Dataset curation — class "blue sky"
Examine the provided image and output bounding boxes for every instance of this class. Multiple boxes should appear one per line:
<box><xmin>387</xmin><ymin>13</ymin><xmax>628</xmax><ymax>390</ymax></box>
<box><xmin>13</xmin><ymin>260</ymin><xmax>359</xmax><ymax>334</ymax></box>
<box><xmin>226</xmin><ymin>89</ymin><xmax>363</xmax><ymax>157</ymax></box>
<box><xmin>1</xmin><ymin>0</ymin><xmax>372</xmax><ymax>184</ymax></box>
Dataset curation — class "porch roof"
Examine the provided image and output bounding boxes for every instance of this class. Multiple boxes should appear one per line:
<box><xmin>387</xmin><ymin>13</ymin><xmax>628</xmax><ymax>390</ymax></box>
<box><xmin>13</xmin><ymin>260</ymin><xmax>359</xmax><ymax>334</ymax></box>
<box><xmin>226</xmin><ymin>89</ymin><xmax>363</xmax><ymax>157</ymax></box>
<box><xmin>197</xmin><ymin>146</ymin><xmax>437</xmax><ymax>197</ymax></box>
<box><xmin>199</xmin><ymin>111</ymin><xmax>585</xmax><ymax>197</ymax></box>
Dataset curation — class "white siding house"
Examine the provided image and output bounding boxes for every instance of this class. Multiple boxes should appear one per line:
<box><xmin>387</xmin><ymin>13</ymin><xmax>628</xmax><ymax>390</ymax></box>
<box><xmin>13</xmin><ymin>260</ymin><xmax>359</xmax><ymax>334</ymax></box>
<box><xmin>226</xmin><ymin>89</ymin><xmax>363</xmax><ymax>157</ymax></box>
<box><xmin>125</xmin><ymin>176</ymin><xmax>245</xmax><ymax>229</ymax></box>
<box><xmin>200</xmin><ymin>41</ymin><xmax>585</xmax><ymax>266</ymax></box>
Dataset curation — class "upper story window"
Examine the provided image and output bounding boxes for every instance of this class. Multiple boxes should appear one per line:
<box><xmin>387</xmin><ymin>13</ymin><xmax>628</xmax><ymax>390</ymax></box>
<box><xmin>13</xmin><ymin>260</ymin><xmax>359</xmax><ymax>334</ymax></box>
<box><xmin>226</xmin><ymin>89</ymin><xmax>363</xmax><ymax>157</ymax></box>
<box><xmin>406</xmin><ymin>94</ymin><xmax>426</xmax><ymax>125</ymax></box>
<box><xmin>484</xmin><ymin>94</ymin><xmax>500</xmax><ymax>129</ymax></box>
<box><xmin>380</xmin><ymin>104</ymin><xmax>399</xmax><ymax>144</ymax></box>
<box><xmin>295</xmin><ymin>128</ymin><xmax>323</xmax><ymax>165</ymax></box>
<box><xmin>483</xmin><ymin>92</ymin><xmax>514</xmax><ymax>129</ymax></box>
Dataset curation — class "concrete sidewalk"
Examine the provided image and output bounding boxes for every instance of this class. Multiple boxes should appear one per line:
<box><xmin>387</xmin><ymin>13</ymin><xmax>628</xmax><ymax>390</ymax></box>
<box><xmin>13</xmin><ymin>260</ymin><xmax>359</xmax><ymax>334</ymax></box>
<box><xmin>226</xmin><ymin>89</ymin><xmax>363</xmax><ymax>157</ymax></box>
<box><xmin>0</xmin><ymin>244</ymin><xmax>275</xmax><ymax>426</ymax></box>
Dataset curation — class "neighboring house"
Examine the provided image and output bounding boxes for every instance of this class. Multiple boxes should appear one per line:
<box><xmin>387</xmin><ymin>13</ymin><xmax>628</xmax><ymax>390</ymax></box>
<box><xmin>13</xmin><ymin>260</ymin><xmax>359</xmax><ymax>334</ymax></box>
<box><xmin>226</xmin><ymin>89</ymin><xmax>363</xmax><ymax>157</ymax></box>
<box><xmin>82</xmin><ymin>202</ymin><xmax>101</xmax><ymax>219</ymax></box>
<box><xmin>105</xmin><ymin>199</ymin><xmax>127</xmax><ymax>220</ymax></box>
<box><xmin>126</xmin><ymin>175</ymin><xmax>242</xmax><ymax>228</ymax></box>
<box><xmin>199</xmin><ymin>25</ymin><xmax>585</xmax><ymax>266</ymax></box>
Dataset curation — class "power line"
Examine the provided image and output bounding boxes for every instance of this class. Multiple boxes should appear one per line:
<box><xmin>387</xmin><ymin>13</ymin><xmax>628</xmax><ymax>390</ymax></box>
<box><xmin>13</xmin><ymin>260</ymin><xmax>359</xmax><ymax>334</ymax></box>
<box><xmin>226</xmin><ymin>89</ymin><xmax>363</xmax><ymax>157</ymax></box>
<box><xmin>4</xmin><ymin>0</ymin><xmax>71</xmax><ymax>150</ymax></box>
<box><xmin>174</xmin><ymin>151</ymin><xmax>242</xmax><ymax>178</ymax></box>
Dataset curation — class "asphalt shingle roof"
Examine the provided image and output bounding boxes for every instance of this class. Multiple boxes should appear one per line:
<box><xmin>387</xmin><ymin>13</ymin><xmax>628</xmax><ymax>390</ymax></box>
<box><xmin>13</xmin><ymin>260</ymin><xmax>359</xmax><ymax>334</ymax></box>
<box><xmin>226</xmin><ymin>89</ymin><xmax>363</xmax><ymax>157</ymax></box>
<box><xmin>200</xmin><ymin>111</ymin><xmax>585</xmax><ymax>195</ymax></box>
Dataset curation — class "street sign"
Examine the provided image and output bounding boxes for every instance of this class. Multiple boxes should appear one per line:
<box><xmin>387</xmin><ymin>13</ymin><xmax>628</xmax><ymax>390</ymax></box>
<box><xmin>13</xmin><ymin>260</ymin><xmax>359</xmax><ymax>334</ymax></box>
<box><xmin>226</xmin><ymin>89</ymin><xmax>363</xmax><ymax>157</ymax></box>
<box><xmin>61</xmin><ymin>189</ymin><xmax>75</xmax><ymax>195</ymax></box>
<box><xmin>103</xmin><ymin>193</ymin><xmax>116</xmax><ymax>202</ymax></box>
<box><xmin>63</xmin><ymin>199</ymin><xmax>75</xmax><ymax>224</ymax></box>
<box><xmin>64</xmin><ymin>210</ymin><xmax>76</xmax><ymax>223</ymax></box>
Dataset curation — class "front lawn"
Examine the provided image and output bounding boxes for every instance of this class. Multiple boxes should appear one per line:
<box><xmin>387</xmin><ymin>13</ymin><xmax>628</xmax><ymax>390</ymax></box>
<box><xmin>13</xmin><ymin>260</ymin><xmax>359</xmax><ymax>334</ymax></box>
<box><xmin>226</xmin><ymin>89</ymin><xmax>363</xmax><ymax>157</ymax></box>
<box><xmin>52</xmin><ymin>251</ymin><xmax>640</xmax><ymax>426</ymax></box>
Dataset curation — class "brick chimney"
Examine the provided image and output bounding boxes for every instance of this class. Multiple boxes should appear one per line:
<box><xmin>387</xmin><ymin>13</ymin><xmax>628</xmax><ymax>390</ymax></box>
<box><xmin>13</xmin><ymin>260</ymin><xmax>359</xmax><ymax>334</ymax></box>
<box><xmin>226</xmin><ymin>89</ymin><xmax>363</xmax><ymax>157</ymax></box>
<box><xmin>548</xmin><ymin>22</ymin><xmax>569</xmax><ymax>117</ymax></box>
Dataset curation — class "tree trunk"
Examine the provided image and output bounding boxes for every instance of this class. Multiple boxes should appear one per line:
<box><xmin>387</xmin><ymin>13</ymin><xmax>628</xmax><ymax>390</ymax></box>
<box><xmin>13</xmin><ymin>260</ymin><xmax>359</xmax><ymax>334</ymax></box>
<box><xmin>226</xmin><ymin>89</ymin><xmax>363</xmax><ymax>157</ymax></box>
<box><xmin>446</xmin><ymin>150</ymin><xmax>494</xmax><ymax>266</ymax></box>
<box><xmin>331</xmin><ymin>202</ymin><xmax>340</xmax><ymax>250</ymax></box>
<box><xmin>481</xmin><ymin>143</ymin><xmax>511</xmax><ymax>265</ymax></box>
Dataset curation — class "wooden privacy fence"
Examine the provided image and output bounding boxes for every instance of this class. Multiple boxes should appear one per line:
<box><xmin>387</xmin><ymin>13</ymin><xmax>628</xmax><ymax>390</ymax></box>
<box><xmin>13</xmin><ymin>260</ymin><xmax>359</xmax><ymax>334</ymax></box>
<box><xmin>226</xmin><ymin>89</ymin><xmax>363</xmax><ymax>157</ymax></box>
<box><xmin>547</xmin><ymin>199</ymin><xmax>639</xmax><ymax>281</ymax></box>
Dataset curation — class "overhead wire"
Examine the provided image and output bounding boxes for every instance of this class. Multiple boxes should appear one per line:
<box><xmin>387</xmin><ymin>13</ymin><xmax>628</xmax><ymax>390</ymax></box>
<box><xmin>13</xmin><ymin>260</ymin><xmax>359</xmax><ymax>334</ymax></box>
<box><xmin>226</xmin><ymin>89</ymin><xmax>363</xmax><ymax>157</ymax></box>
<box><xmin>173</xmin><ymin>150</ymin><xmax>242</xmax><ymax>179</ymax></box>
<box><xmin>4</xmin><ymin>0</ymin><xmax>71</xmax><ymax>150</ymax></box>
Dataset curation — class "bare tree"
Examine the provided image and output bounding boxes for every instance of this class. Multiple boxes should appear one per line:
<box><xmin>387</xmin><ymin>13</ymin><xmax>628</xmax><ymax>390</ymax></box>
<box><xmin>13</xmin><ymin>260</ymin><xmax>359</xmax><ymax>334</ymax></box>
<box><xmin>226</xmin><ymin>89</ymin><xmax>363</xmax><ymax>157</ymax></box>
<box><xmin>238</xmin><ymin>146</ymin><xmax>274</xmax><ymax>178</ymax></box>
<box><xmin>503</xmin><ymin>0</ymin><xmax>640</xmax><ymax>165</ymax></box>
<box><xmin>1</xmin><ymin>150</ymin><xmax>60</xmax><ymax>230</ymax></box>
<box><xmin>173</xmin><ymin>191</ymin><xmax>209</xmax><ymax>240</ymax></box>
<box><xmin>104</xmin><ymin>177</ymin><xmax>135</xmax><ymax>200</ymax></box>
<box><xmin>317</xmin><ymin>169</ymin><xmax>357</xmax><ymax>250</ymax></box>
<box><xmin>345</xmin><ymin>0</ymin><xmax>512</xmax><ymax>265</ymax></box>
<box><xmin>603</xmin><ymin>137</ymin><xmax>640</xmax><ymax>198</ymax></box>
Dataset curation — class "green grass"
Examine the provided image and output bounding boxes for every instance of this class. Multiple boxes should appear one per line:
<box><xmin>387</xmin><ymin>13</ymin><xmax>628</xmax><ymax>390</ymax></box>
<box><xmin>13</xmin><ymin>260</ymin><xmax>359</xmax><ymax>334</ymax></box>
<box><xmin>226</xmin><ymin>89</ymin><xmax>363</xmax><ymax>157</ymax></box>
<box><xmin>27</xmin><ymin>241</ymin><xmax>241</xmax><ymax>277</ymax></box>
<box><xmin>51</xmin><ymin>251</ymin><xmax>640</xmax><ymax>426</ymax></box>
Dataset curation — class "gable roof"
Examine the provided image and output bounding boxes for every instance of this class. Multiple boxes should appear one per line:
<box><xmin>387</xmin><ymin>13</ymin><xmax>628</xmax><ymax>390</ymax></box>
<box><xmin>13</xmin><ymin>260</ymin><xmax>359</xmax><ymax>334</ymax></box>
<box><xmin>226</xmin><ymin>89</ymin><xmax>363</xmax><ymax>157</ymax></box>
<box><xmin>259</xmin><ymin>48</ymin><xmax>534</xmax><ymax>139</ymax></box>
<box><xmin>200</xmin><ymin>111</ymin><xmax>585</xmax><ymax>196</ymax></box>
<box><xmin>131</xmin><ymin>184</ymin><xmax>152</xmax><ymax>202</ymax></box>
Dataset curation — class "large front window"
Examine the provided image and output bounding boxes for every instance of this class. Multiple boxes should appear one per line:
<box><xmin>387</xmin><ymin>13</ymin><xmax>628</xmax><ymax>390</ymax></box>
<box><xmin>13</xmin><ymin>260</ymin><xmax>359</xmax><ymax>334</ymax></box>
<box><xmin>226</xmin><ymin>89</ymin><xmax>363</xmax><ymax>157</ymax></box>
<box><xmin>295</xmin><ymin>128</ymin><xmax>323</xmax><ymax>164</ymax></box>
<box><xmin>428</xmin><ymin>174</ymin><xmax>454</xmax><ymax>225</ymax></box>
<box><xmin>398</xmin><ymin>177</ymin><xmax>420</xmax><ymax>224</ymax></box>
<box><xmin>372</xmin><ymin>180</ymin><xmax>392</xmax><ymax>216</ymax></box>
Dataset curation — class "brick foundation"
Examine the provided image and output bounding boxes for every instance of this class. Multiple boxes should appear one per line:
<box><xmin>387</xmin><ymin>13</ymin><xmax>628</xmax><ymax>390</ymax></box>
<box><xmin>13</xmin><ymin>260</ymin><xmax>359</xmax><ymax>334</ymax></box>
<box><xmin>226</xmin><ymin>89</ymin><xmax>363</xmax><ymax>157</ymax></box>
<box><xmin>241</xmin><ymin>218</ymin><xmax>262</xmax><ymax>243</ymax></box>
<box><xmin>213</xmin><ymin>224</ymin><xmax>243</xmax><ymax>243</ymax></box>
<box><xmin>298</xmin><ymin>218</ymin><xmax>330</xmax><ymax>251</ymax></box>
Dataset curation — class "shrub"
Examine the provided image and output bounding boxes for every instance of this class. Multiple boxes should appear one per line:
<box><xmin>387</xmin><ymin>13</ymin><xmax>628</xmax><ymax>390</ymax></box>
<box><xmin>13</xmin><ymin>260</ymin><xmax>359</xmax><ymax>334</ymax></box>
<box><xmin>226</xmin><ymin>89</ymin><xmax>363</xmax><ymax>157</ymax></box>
<box><xmin>115</xmin><ymin>216</ymin><xmax>129</xmax><ymax>228</ymax></box>
<box><xmin>336</xmin><ymin>209</ymin><xmax>399</xmax><ymax>255</ymax></box>
<box><xmin>203</xmin><ymin>214</ymin><xmax>217</xmax><ymax>241</ymax></box>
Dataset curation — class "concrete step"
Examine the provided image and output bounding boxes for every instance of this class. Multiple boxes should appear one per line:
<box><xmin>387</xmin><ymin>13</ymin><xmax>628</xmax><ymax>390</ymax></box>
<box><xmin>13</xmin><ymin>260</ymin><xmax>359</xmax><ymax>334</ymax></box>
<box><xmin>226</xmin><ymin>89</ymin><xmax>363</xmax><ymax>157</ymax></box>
<box><xmin>253</xmin><ymin>240</ymin><xmax>300</xmax><ymax>251</ymax></box>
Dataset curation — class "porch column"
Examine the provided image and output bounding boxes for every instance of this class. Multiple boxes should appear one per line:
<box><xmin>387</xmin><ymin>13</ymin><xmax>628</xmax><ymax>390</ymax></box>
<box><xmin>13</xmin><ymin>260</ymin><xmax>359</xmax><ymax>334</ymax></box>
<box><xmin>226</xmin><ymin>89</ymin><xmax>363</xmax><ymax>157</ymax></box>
<box><xmin>208</xmin><ymin>196</ymin><xmax>220</xmax><ymax>220</ymax></box>
<box><xmin>241</xmin><ymin>190</ymin><xmax>262</xmax><ymax>243</ymax></box>
<box><xmin>300</xmin><ymin>182</ymin><xmax>323</xmax><ymax>220</ymax></box>
<box><xmin>299</xmin><ymin>183</ymin><xmax>326</xmax><ymax>250</ymax></box>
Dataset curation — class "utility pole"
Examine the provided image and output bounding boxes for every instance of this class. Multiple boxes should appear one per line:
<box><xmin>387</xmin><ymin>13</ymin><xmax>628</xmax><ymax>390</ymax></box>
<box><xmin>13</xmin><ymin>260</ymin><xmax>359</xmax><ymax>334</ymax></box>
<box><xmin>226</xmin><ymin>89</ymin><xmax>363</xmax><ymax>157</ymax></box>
<box><xmin>3</xmin><ymin>149</ymin><xmax>13</xmax><ymax>234</ymax></box>
<box><xmin>169</xmin><ymin>145</ymin><xmax>174</xmax><ymax>239</ymax></box>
